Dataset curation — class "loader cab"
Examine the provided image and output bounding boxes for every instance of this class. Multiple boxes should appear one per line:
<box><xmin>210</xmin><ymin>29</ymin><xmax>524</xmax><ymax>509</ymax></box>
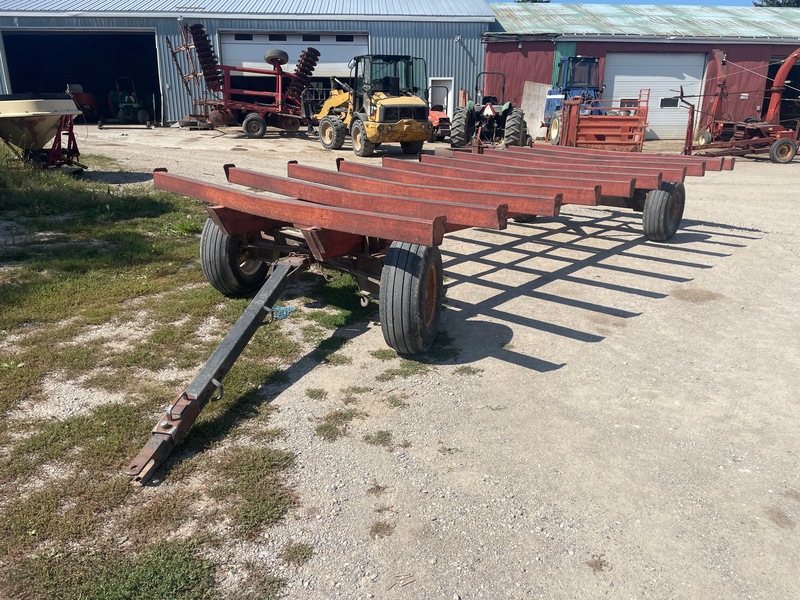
<box><xmin>349</xmin><ymin>54</ymin><xmax>428</xmax><ymax>116</ymax></box>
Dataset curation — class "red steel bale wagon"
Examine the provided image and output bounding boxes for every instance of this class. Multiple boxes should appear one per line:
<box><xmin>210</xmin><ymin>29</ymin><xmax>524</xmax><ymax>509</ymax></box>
<box><xmin>126</xmin><ymin>146</ymin><xmax>734</xmax><ymax>482</ymax></box>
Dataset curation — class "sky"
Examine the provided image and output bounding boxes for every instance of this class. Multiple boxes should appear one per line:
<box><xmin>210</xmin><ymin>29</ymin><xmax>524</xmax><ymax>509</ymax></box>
<box><xmin>487</xmin><ymin>0</ymin><xmax>756</xmax><ymax>5</ymax></box>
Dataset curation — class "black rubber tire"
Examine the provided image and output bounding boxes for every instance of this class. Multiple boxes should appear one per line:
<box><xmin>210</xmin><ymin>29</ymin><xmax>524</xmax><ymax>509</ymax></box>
<box><xmin>548</xmin><ymin>113</ymin><xmax>562</xmax><ymax>145</ymax></box>
<box><xmin>450</xmin><ymin>106</ymin><xmax>474</xmax><ymax>147</ymax></box>
<box><xmin>137</xmin><ymin>109</ymin><xmax>149</xmax><ymax>125</ymax></box>
<box><xmin>503</xmin><ymin>107</ymin><xmax>526</xmax><ymax>147</ymax></box>
<box><xmin>769</xmin><ymin>138</ymin><xmax>797</xmax><ymax>164</ymax></box>
<box><xmin>242</xmin><ymin>113</ymin><xmax>267</xmax><ymax>138</ymax></box>
<box><xmin>264</xmin><ymin>49</ymin><xmax>289</xmax><ymax>66</ymax></box>
<box><xmin>642</xmin><ymin>182</ymin><xmax>686</xmax><ymax>242</ymax></box>
<box><xmin>401</xmin><ymin>140</ymin><xmax>424</xmax><ymax>155</ymax></box>
<box><xmin>318</xmin><ymin>116</ymin><xmax>346</xmax><ymax>150</ymax></box>
<box><xmin>200</xmin><ymin>218</ymin><xmax>270</xmax><ymax>296</ymax></box>
<box><xmin>379</xmin><ymin>242</ymin><xmax>443</xmax><ymax>355</ymax></box>
<box><xmin>351</xmin><ymin>120</ymin><xmax>375</xmax><ymax>157</ymax></box>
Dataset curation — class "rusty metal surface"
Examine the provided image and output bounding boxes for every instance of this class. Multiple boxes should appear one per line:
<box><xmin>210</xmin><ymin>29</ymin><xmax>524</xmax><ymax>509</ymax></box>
<box><xmin>153</xmin><ymin>169</ymin><xmax>446</xmax><ymax>247</ymax></box>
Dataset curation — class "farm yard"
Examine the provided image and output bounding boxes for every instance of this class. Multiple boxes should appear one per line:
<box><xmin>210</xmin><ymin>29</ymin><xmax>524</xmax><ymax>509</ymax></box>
<box><xmin>0</xmin><ymin>126</ymin><xmax>799</xmax><ymax>599</ymax></box>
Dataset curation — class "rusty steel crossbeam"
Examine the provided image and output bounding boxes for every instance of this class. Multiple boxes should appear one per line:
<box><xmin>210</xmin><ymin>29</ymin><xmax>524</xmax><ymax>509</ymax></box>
<box><xmin>506</xmin><ymin>144</ymin><xmax>732</xmax><ymax>172</ymax></box>
<box><xmin>283</xmin><ymin>161</ymin><xmax>562</xmax><ymax>217</ymax></box>
<box><xmin>495</xmin><ymin>146</ymin><xmax>706</xmax><ymax>177</ymax></box>
<box><xmin>224</xmin><ymin>164</ymin><xmax>506</xmax><ymax>231</ymax></box>
<box><xmin>153</xmin><ymin>169</ymin><xmax>445</xmax><ymax>247</ymax></box>
<box><xmin>421</xmin><ymin>153</ymin><xmax>664</xmax><ymax>190</ymax></box>
<box><xmin>440</xmin><ymin>149</ymin><xmax>687</xmax><ymax>184</ymax></box>
<box><xmin>335</xmin><ymin>159</ymin><xmax>599</xmax><ymax>206</ymax></box>
<box><xmin>380</xmin><ymin>157</ymin><xmax>637</xmax><ymax>199</ymax></box>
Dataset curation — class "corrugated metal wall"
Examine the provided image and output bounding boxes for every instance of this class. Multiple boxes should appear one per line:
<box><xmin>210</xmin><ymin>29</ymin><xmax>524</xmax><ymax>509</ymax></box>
<box><xmin>0</xmin><ymin>15</ymin><xmax>486</xmax><ymax>123</ymax></box>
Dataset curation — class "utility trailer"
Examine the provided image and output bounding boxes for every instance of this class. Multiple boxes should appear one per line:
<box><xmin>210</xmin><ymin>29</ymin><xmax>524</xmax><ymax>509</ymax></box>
<box><xmin>126</xmin><ymin>146</ymin><xmax>733</xmax><ymax>483</ymax></box>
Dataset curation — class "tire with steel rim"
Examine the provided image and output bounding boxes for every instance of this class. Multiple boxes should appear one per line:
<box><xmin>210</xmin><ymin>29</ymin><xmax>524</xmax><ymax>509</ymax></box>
<box><xmin>769</xmin><ymin>138</ymin><xmax>797</xmax><ymax>164</ymax></box>
<box><xmin>242</xmin><ymin>113</ymin><xmax>267</xmax><ymax>139</ymax></box>
<box><xmin>200</xmin><ymin>218</ymin><xmax>269</xmax><ymax>296</ymax></box>
<box><xmin>351</xmin><ymin>119</ymin><xmax>375</xmax><ymax>157</ymax></box>
<box><xmin>379</xmin><ymin>242</ymin><xmax>443</xmax><ymax>355</ymax></box>
<box><xmin>548</xmin><ymin>113</ymin><xmax>562</xmax><ymax>145</ymax></box>
<box><xmin>401</xmin><ymin>140</ymin><xmax>424</xmax><ymax>155</ymax></box>
<box><xmin>318</xmin><ymin>116</ymin><xmax>346</xmax><ymax>150</ymax></box>
<box><xmin>642</xmin><ymin>182</ymin><xmax>685</xmax><ymax>242</ymax></box>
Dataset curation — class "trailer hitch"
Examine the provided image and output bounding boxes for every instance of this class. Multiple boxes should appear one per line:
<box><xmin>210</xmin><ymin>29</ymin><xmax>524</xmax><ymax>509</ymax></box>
<box><xmin>125</xmin><ymin>255</ymin><xmax>309</xmax><ymax>484</ymax></box>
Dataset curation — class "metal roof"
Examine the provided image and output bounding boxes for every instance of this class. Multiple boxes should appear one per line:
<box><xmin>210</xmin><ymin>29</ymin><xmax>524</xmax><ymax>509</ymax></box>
<box><xmin>490</xmin><ymin>3</ymin><xmax>800</xmax><ymax>40</ymax></box>
<box><xmin>0</xmin><ymin>0</ymin><xmax>494</xmax><ymax>19</ymax></box>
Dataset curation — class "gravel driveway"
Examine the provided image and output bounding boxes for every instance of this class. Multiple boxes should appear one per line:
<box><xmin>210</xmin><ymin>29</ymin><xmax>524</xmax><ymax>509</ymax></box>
<box><xmin>78</xmin><ymin>124</ymin><xmax>800</xmax><ymax>599</ymax></box>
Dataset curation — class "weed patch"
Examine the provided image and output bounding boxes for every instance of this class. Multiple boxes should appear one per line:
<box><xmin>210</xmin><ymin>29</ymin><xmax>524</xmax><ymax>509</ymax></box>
<box><xmin>280</xmin><ymin>542</ymin><xmax>314</xmax><ymax>566</ymax></box>
<box><xmin>369</xmin><ymin>520</ymin><xmax>395</xmax><ymax>539</ymax></box>
<box><xmin>314</xmin><ymin>408</ymin><xmax>363</xmax><ymax>441</ymax></box>
<box><xmin>363</xmin><ymin>430</ymin><xmax>393</xmax><ymax>449</ymax></box>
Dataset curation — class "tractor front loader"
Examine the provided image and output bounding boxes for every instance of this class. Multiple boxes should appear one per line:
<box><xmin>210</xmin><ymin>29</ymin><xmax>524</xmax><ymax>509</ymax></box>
<box><xmin>315</xmin><ymin>55</ymin><xmax>433</xmax><ymax>156</ymax></box>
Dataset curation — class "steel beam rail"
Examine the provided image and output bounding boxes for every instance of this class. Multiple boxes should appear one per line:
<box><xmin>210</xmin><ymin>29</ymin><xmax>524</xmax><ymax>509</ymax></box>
<box><xmin>125</xmin><ymin>257</ymin><xmax>308</xmax><ymax>484</ymax></box>
<box><xmin>223</xmin><ymin>164</ymin><xmax>507</xmax><ymax>231</ymax></box>
<box><xmin>422</xmin><ymin>153</ymin><xmax>664</xmax><ymax>191</ymax></box>
<box><xmin>334</xmin><ymin>159</ymin><xmax>599</xmax><ymax>207</ymax></box>
<box><xmin>379</xmin><ymin>157</ymin><xmax>637</xmax><ymax>199</ymax></box>
<box><xmin>153</xmin><ymin>169</ymin><xmax>445</xmax><ymax>247</ymax></box>
<box><xmin>280</xmin><ymin>161</ymin><xmax>562</xmax><ymax>217</ymax></box>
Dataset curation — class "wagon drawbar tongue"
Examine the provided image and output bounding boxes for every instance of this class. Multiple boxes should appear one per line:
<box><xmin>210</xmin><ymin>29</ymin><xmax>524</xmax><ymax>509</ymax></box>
<box><xmin>127</xmin><ymin>147</ymin><xmax>731</xmax><ymax>483</ymax></box>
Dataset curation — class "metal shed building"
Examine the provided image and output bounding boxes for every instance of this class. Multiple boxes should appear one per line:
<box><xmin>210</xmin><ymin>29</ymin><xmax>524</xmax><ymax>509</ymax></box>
<box><xmin>485</xmin><ymin>4</ymin><xmax>800</xmax><ymax>140</ymax></box>
<box><xmin>0</xmin><ymin>0</ymin><xmax>494</xmax><ymax>124</ymax></box>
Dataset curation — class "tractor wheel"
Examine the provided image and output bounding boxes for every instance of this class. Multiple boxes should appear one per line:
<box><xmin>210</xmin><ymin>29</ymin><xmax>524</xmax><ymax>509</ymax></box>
<box><xmin>264</xmin><ymin>49</ymin><xmax>289</xmax><ymax>66</ymax></box>
<box><xmin>200</xmin><ymin>218</ymin><xmax>270</xmax><ymax>296</ymax></box>
<box><xmin>450</xmin><ymin>107</ymin><xmax>474</xmax><ymax>148</ymax></box>
<box><xmin>318</xmin><ymin>116</ymin><xmax>346</xmax><ymax>150</ymax></box>
<box><xmin>137</xmin><ymin>109</ymin><xmax>149</xmax><ymax>125</ymax></box>
<box><xmin>503</xmin><ymin>107</ymin><xmax>526</xmax><ymax>147</ymax></box>
<box><xmin>401</xmin><ymin>140</ymin><xmax>424</xmax><ymax>155</ymax></box>
<box><xmin>379</xmin><ymin>242</ymin><xmax>443</xmax><ymax>355</ymax></box>
<box><xmin>769</xmin><ymin>138</ymin><xmax>797</xmax><ymax>164</ymax></box>
<box><xmin>351</xmin><ymin>120</ymin><xmax>375</xmax><ymax>157</ymax></box>
<box><xmin>642</xmin><ymin>182</ymin><xmax>685</xmax><ymax>242</ymax></box>
<box><xmin>242</xmin><ymin>113</ymin><xmax>267</xmax><ymax>138</ymax></box>
<box><xmin>548</xmin><ymin>114</ymin><xmax>562</xmax><ymax>145</ymax></box>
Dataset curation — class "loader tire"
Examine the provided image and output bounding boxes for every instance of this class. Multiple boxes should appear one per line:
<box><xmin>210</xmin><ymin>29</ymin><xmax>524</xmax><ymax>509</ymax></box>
<box><xmin>379</xmin><ymin>242</ymin><xmax>443</xmax><ymax>355</ymax></box>
<box><xmin>242</xmin><ymin>113</ymin><xmax>267</xmax><ymax>138</ymax></box>
<box><xmin>200</xmin><ymin>218</ymin><xmax>269</xmax><ymax>296</ymax></box>
<box><xmin>548</xmin><ymin>114</ymin><xmax>562</xmax><ymax>145</ymax></box>
<box><xmin>503</xmin><ymin>108</ymin><xmax>526</xmax><ymax>147</ymax></box>
<box><xmin>401</xmin><ymin>140</ymin><xmax>424</xmax><ymax>155</ymax></box>
<box><xmin>769</xmin><ymin>138</ymin><xmax>797</xmax><ymax>164</ymax></box>
<box><xmin>642</xmin><ymin>182</ymin><xmax>685</xmax><ymax>242</ymax></box>
<box><xmin>351</xmin><ymin>120</ymin><xmax>375</xmax><ymax>157</ymax></box>
<box><xmin>450</xmin><ymin>107</ymin><xmax>474</xmax><ymax>148</ymax></box>
<box><xmin>319</xmin><ymin>116</ymin><xmax>346</xmax><ymax>150</ymax></box>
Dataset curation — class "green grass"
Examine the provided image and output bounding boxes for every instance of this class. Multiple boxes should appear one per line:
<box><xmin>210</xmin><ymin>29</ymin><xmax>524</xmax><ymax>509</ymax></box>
<box><xmin>376</xmin><ymin>358</ymin><xmax>431</xmax><ymax>381</ymax></box>
<box><xmin>305</xmin><ymin>388</ymin><xmax>328</xmax><ymax>400</ymax></box>
<box><xmin>314</xmin><ymin>408</ymin><xmax>363</xmax><ymax>441</ymax></box>
<box><xmin>363</xmin><ymin>430</ymin><xmax>393</xmax><ymax>448</ymax></box>
<box><xmin>280</xmin><ymin>542</ymin><xmax>314</xmax><ymax>566</ymax></box>
<box><xmin>454</xmin><ymin>365</ymin><xmax>483</xmax><ymax>376</ymax></box>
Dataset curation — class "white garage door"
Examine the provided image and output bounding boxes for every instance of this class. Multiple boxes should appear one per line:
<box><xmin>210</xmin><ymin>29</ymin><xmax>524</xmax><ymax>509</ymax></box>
<box><xmin>603</xmin><ymin>52</ymin><xmax>706</xmax><ymax>140</ymax></box>
<box><xmin>220</xmin><ymin>32</ymin><xmax>369</xmax><ymax>78</ymax></box>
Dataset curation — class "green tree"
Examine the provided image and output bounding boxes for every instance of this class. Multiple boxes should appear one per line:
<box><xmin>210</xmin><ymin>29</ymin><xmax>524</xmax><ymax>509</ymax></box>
<box><xmin>753</xmin><ymin>0</ymin><xmax>799</xmax><ymax>5</ymax></box>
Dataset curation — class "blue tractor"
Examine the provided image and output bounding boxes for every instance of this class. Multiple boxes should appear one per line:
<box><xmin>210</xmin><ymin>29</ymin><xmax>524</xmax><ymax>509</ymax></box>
<box><xmin>543</xmin><ymin>56</ymin><xmax>602</xmax><ymax>144</ymax></box>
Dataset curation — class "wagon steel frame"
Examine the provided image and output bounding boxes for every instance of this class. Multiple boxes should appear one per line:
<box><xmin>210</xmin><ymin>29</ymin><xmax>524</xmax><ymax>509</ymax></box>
<box><xmin>126</xmin><ymin>145</ymin><xmax>732</xmax><ymax>483</ymax></box>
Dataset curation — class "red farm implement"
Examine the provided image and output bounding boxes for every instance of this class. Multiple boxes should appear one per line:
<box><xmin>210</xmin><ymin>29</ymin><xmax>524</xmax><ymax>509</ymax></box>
<box><xmin>682</xmin><ymin>47</ymin><xmax>800</xmax><ymax>163</ymax></box>
<box><xmin>551</xmin><ymin>90</ymin><xmax>650</xmax><ymax>153</ymax></box>
<box><xmin>126</xmin><ymin>145</ymin><xmax>733</xmax><ymax>483</ymax></box>
<box><xmin>166</xmin><ymin>21</ymin><xmax>319</xmax><ymax>137</ymax></box>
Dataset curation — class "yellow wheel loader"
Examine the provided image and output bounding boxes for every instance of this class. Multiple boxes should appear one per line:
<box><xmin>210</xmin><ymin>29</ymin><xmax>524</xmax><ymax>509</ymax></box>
<box><xmin>315</xmin><ymin>55</ymin><xmax>433</xmax><ymax>157</ymax></box>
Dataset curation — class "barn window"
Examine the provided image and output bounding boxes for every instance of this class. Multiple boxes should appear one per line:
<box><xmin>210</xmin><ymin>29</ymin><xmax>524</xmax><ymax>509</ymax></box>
<box><xmin>336</xmin><ymin>35</ymin><xmax>354</xmax><ymax>42</ymax></box>
<box><xmin>303</xmin><ymin>34</ymin><xmax>320</xmax><ymax>42</ymax></box>
<box><xmin>234</xmin><ymin>34</ymin><xmax>253</xmax><ymax>41</ymax></box>
<box><xmin>269</xmin><ymin>34</ymin><xmax>287</xmax><ymax>41</ymax></box>
<box><xmin>659</xmin><ymin>97</ymin><xmax>680</xmax><ymax>108</ymax></box>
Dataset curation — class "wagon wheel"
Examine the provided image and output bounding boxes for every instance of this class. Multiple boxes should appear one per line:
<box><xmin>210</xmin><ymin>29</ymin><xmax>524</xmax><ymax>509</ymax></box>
<box><xmin>769</xmin><ymin>138</ymin><xmax>797</xmax><ymax>164</ymax></box>
<box><xmin>242</xmin><ymin>113</ymin><xmax>267</xmax><ymax>139</ymax></box>
<box><xmin>351</xmin><ymin>119</ymin><xmax>375</xmax><ymax>157</ymax></box>
<box><xmin>200</xmin><ymin>218</ymin><xmax>272</xmax><ymax>296</ymax></box>
<box><xmin>401</xmin><ymin>140</ymin><xmax>424</xmax><ymax>155</ymax></box>
<box><xmin>503</xmin><ymin>107</ymin><xmax>526</xmax><ymax>147</ymax></box>
<box><xmin>547</xmin><ymin>114</ymin><xmax>562</xmax><ymax>145</ymax></box>
<box><xmin>450</xmin><ymin>106</ymin><xmax>474</xmax><ymax>148</ymax></box>
<box><xmin>642</xmin><ymin>182</ymin><xmax>685</xmax><ymax>242</ymax></box>
<box><xmin>379</xmin><ymin>242</ymin><xmax>443</xmax><ymax>355</ymax></box>
<box><xmin>318</xmin><ymin>116</ymin><xmax>346</xmax><ymax>150</ymax></box>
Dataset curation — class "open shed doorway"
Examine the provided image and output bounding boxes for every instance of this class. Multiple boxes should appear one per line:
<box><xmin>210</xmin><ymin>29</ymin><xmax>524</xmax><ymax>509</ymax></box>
<box><xmin>2</xmin><ymin>31</ymin><xmax>160</xmax><ymax>124</ymax></box>
<box><xmin>761</xmin><ymin>58</ymin><xmax>800</xmax><ymax>130</ymax></box>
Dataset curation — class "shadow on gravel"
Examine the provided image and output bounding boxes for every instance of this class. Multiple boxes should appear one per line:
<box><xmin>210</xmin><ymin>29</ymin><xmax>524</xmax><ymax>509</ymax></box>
<box><xmin>82</xmin><ymin>170</ymin><xmax>153</xmax><ymax>185</ymax></box>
